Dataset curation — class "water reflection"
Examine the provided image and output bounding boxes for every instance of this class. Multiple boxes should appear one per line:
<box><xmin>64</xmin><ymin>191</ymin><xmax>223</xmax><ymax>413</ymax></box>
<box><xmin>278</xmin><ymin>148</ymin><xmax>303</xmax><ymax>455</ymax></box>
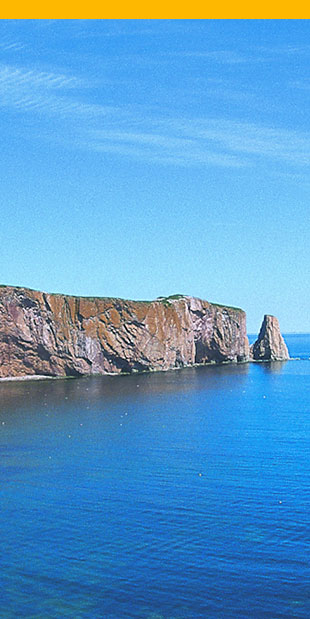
<box><xmin>1</xmin><ymin>347</ymin><xmax>310</xmax><ymax>618</ymax></box>
<box><xmin>0</xmin><ymin>362</ymin><xmax>250</xmax><ymax>416</ymax></box>
<box><xmin>258</xmin><ymin>360</ymin><xmax>288</xmax><ymax>374</ymax></box>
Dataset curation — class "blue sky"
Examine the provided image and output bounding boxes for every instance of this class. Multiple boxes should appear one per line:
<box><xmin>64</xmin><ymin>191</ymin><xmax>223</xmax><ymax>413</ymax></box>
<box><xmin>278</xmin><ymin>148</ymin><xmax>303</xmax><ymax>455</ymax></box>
<box><xmin>0</xmin><ymin>19</ymin><xmax>309</xmax><ymax>332</ymax></box>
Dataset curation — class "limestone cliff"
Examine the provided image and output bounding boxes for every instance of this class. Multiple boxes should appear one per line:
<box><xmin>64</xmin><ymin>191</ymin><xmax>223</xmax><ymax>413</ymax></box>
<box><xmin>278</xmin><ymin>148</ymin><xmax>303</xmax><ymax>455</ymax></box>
<box><xmin>250</xmin><ymin>315</ymin><xmax>289</xmax><ymax>361</ymax></box>
<box><xmin>0</xmin><ymin>286</ymin><xmax>249</xmax><ymax>378</ymax></box>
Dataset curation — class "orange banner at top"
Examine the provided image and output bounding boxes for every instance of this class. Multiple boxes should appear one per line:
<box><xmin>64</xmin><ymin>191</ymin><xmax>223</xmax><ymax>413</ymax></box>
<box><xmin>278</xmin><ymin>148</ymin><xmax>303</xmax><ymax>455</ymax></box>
<box><xmin>1</xmin><ymin>3</ymin><xmax>309</xmax><ymax>18</ymax></box>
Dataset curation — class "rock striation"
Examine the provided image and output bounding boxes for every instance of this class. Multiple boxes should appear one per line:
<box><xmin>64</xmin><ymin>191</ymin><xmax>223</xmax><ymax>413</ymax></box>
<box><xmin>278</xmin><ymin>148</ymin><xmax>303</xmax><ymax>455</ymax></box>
<box><xmin>250</xmin><ymin>315</ymin><xmax>289</xmax><ymax>361</ymax></box>
<box><xmin>0</xmin><ymin>286</ymin><xmax>249</xmax><ymax>378</ymax></box>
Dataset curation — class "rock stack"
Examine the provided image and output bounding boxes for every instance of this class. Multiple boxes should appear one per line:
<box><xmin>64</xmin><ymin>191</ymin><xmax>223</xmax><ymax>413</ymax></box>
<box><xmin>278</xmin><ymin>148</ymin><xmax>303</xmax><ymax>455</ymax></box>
<box><xmin>250</xmin><ymin>315</ymin><xmax>289</xmax><ymax>361</ymax></box>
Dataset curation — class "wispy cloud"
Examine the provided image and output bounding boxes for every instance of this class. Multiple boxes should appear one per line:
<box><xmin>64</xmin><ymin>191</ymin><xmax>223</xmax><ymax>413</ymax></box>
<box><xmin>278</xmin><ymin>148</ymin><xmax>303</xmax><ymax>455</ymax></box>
<box><xmin>0</xmin><ymin>35</ymin><xmax>25</xmax><ymax>52</ymax></box>
<box><xmin>0</xmin><ymin>64</ymin><xmax>120</xmax><ymax>119</ymax></box>
<box><xmin>173</xmin><ymin>50</ymin><xmax>254</xmax><ymax>64</ymax></box>
<box><xmin>0</xmin><ymin>64</ymin><xmax>86</xmax><ymax>91</ymax></box>
<box><xmin>1</xmin><ymin>61</ymin><xmax>309</xmax><ymax>174</ymax></box>
<box><xmin>258</xmin><ymin>44</ymin><xmax>310</xmax><ymax>57</ymax></box>
<box><xmin>174</xmin><ymin>44</ymin><xmax>310</xmax><ymax>66</ymax></box>
<box><xmin>70</xmin><ymin>19</ymin><xmax>185</xmax><ymax>40</ymax></box>
<box><xmin>69</xmin><ymin>116</ymin><xmax>310</xmax><ymax>171</ymax></box>
<box><xmin>84</xmin><ymin>128</ymin><xmax>247</xmax><ymax>168</ymax></box>
<box><xmin>166</xmin><ymin>118</ymin><xmax>310</xmax><ymax>166</ymax></box>
<box><xmin>72</xmin><ymin>26</ymin><xmax>163</xmax><ymax>39</ymax></box>
<box><xmin>289</xmin><ymin>79</ymin><xmax>310</xmax><ymax>91</ymax></box>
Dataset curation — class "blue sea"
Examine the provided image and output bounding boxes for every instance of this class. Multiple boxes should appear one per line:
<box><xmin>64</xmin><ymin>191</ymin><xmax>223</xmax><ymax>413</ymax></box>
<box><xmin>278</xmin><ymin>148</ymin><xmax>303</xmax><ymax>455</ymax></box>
<box><xmin>1</xmin><ymin>334</ymin><xmax>310</xmax><ymax>618</ymax></box>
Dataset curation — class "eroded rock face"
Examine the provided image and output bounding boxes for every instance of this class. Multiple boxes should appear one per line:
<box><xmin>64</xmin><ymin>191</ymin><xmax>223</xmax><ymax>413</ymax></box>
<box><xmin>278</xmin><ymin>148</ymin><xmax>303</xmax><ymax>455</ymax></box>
<box><xmin>0</xmin><ymin>286</ymin><xmax>249</xmax><ymax>378</ymax></box>
<box><xmin>250</xmin><ymin>315</ymin><xmax>289</xmax><ymax>361</ymax></box>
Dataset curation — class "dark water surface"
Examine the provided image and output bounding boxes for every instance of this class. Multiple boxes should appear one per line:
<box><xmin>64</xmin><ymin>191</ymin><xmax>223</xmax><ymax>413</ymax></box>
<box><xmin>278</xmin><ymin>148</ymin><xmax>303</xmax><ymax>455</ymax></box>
<box><xmin>1</xmin><ymin>335</ymin><xmax>310</xmax><ymax>618</ymax></box>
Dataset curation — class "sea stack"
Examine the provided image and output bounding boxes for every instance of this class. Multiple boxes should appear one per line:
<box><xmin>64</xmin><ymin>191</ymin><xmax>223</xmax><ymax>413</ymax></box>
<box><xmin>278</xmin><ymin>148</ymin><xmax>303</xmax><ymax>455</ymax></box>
<box><xmin>250</xmin><ymin>315</ymin><xmax>289</xmax><ymax>361</ymax></box>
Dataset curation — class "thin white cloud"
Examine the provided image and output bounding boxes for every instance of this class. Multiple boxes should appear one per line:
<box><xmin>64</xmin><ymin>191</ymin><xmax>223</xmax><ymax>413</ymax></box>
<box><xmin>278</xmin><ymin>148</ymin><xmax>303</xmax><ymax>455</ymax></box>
<box><xmin>79</xmin><ymin>135</ymin><xmax>247</xmax><ymax>169</ymax></box>
<box><xmin>289</xmin><ymin>80</ymin><xmax>310</xmax><ymax>91</ymax></box>
<box><xmin>0</xmin><ymin>63</ymin><xmax>120</xmax><ymax>119</ymax></box>
<box><xmin>0</xmin><ymin>34</ymin><xmax>25</xmax><ymax>52</ymax></box>
<box><xmin>93</xmin><ymin>130</ymin><xmax>196</xmax><ymax>149</ymax></box>
<box><xmin>152</xmin><ymin>118</ymin><xmax>310</xmax><ymax>167</ymax></box>
<box><xmin>2</xmin><ymin>92</ymin><xmax>117</xmax><ymax>118</ymax></box>
<box><xmin>1</xmin><ymin>62</ymin><xmax>309</xmax><ymax>173</ymax></box>
<box><xmin>174</xmin><ymin>44</ymin><xmax>310</xmax><ymax>66</ymax></box>
<box><xmin>0</xmin><ymin>41</ymin><xmax>25</xmax><ymax>51</ymax></box>
<box><xmin>0</xmin><ymin>64</ymin><xmax>85</xmax><ymax>90</ymax></box>
<box><xmin>258</xmin><ymin>44</ymin><xmax>310</xmax><ymax>57</ymax></box>
<box><xmin>174</xmin><ymin>50</ymin><xmax>253</xmax><ymax>64</ymax></box>
<box><xmin>81</xmin><ymin>117</ymin><xmax>310</xmax><ymax>170</ymax></box>
<box><xmin>70</xmin><ymin>19</ymin><xmax>184</xmax><ymax>39</ymax></box>
<box><xmin>73</xmin><ymin>26</ymin><xmax>162</xmax><ymax>39</ymax></box>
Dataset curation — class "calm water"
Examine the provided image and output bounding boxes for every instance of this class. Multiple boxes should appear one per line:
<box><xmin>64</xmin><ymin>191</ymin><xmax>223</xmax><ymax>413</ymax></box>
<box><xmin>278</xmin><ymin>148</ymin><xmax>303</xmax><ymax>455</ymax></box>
<box><xmin>1</xmin><ymin>335</ymin><xmax>310</xmax><ymax>618</ymax></box>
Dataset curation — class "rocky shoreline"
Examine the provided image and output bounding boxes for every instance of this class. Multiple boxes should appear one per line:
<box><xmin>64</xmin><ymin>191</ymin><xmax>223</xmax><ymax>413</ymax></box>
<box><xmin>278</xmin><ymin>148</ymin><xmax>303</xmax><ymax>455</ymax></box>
<box><xmin>0</xmin><ymin>285</ymin><xmax>289</xmax><ymax>380</ymax></box>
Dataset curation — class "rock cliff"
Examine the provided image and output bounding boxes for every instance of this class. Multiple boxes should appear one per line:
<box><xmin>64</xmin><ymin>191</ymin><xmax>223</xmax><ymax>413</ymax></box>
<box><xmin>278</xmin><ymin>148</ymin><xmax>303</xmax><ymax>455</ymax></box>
<box><xmin>0</xmin><ymin>286</ymin><xmax>249</xmax><ymax>378</ymax></box>
<box><xmin>250</xmin><ymin>315</ymin><xmax>289</xmax><ymax>361</ymax></box>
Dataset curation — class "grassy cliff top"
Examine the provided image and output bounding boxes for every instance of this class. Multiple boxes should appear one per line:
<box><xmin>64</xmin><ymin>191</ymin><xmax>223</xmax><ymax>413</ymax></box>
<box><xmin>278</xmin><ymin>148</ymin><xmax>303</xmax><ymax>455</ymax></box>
<box><xmin>156</xmin><ymin>294</ymin><xmax>243</xmax><ymax>311</ymax></box>
<box><xmin>0</xmin><ymin>285</ymin><xmax>243</xmax><ymax>311</ymax></box>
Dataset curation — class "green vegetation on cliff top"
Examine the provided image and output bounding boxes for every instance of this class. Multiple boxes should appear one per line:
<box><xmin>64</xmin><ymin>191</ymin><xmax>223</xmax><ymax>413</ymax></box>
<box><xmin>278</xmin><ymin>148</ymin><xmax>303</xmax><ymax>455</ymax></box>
<box><xmin>0</xmin><ymin>285</ymin><xmax>242</xmax><ymax>311</ymax></box>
